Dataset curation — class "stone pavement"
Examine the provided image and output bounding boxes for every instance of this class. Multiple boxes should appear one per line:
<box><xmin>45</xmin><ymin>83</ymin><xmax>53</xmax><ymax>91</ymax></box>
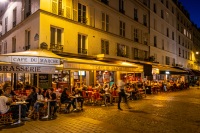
<box><xmin>1</xmin><ymin>87</ymin><xmax>200</xmax><ymax>133</ymax></box>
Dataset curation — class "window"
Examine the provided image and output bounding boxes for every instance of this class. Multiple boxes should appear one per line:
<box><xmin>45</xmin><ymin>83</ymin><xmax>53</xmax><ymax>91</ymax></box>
<box><xmin>5</xmin><ymin>17</ymin><xmax>8</xmax><ymax>33</ymax></box>
<box><xmin>4</xmin><ymin>41</ymin><xmax>7</xmax><ymax>54</ymax></box>
<box><xmin>13</xmin><ymin>8</ymin><xmax>17</xmax><ymax>28</ymax></box>
<box><xmin>182</xmin><ymin>50</ymin><xmax>184</xmax><ymax>58</ymax></box>
<box><xmin>120</xmin><ymin>21</ymin><xmax>125</xmax><ymax>37</ymax></box>
<box><xmin>185</xmin><ymin>51</ymin><xmax>187</xmax><ymax>59</ymax></box>
<box><xmin>154</xmin><ymin>36</ymin><xmax>157</xmax><ymax>47</ymax></box>
<box><xmin>162</xmin><ymin>39</ymin><xmax>164</xmax><ymax>50</ymax></box>
<box><xmin>117</xmin><ymin>43</ymin><xmax>128</xmax><ymax>58</ymax></box>
<box><xmin>133</xmin><ymin>48</ymin><xmax>138</xmax><ymax>59</ymax></box>
<box><xmin>172</xmin><ymin>31</ymin><xmax>174</xmax><ymax>40</ymax></box>
<box><xmin>50</xmin><ymin>27</ymin><xmax>63</xmax><ymax>51</ymax></box>
<box><xmin>172</xmin><ymin>58</ymin><xmax>175</xmax><ymax>66</ymax></box>
<box><xmin>167</xmin><ymin>28</ymin><xmax>169</xmax><ymax>37</ymax></box>
<box><xmin>143</xmin><ymin>0</ymin><xmax>148</xmax><ymax>6</ymax></box>
<box><xmin>143</xmin><ymin>14</ymin><xmax>147</xmax><ymax>26</ymax></box>
<box><xmin>153</xmin><ymin>3</ymin><xmax>156</xmax><ymax>13</ymax></box>
<box><xmin>165</xmin><ymin>56</ymin><xmax>170</xmax><ymax>65</ymax></box>
<box><xmin>78</xmin><ymin>3</ymin><xmax>87</xmax><ymax>24</ymax></box>
<box><xmin>179</xmin><ymin>48</ymin><xmax>181</xmax><ymax>56</ymax></box>
<box><xmin>78</xmin><ymin>34</ymin><xmax>87</xmax><ymax>54</ymax></box>
<box><xmin>58</xmin><ymin>0</ymin><xmax>63</xmax><ymax>15</ymax></box>
<box><xmin>134</xmin><ymin>8</ymin><xmax>138</xmax><ymax>21</ymax></box>
<box><xmin>12</xmin><ymin>37</ymin><xmax>16</xmax><ymax>53</ymax></box>
<box><xmin>25</xmin><ymin>0</ymin><xmax>31</xmax><ymax>17</ymax></box>
<box><xmin>144</xmin><ymin>51</ymin><xmax>148</xmax><ymax>59</ymax></box>
<box><xmin>134</xmin><ymin>28</ymin><xmax>138</xmax><ymax>42</ymax></box>
<box><xmin>101</xmin><ymin>40</ymin><xmax>109</xmax><ymax>55</ymax></box>
<box><xmin>178</xmin><ymin>36</ymin><xmax>180</xmax><ymax>44</ymax></box>
<box><xmin>161</xmin><ymin>10</ymin><xmax>164</xmax><ymax>19</ymax></box>
<box><xmin>172</xmin><ymin>6</ymin><xmax>174</xmax><ymax>14</ymax></box>
<box><xmin>25</xmin><ymin>30</ymin><xmax>31</xmax><ymax>50</ymax></box>
<box><xmin>161</xmin><ymin>0</ymin><xmax>163</xmax><ymax>3</ymax></box>
<box><xmin>119</xmin><ymin>0</ymin><xmax>125</xmax><ymax>14</ymax></box>
<box><xmin>102</xmin><ymin>13</ymin><xmax>109</xmax><ymax>32</ymax></box>
<box><xmin>166</xmin><ymin>0</ymin><xmax>168</xmax><ymax>8</ymax></box>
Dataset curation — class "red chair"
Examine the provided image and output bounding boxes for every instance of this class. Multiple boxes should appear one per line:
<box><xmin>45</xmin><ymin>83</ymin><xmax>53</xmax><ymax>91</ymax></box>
<box><xmin>112</xmin><ymin>90</ymin><xmax>119</xmax><ymax>103</ymax></box>
<box><xmin>93</xmin><ymin>92</ymin><xmax>103</xmax><ymax>105</ymax></box>
<box><xmin>0</xmin><ymin>113</ymin><xmax>13</xmax><ymax>124</ymax></box>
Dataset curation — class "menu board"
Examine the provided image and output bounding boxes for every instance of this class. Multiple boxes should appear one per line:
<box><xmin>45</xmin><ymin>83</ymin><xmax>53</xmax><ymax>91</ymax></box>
<box><xmin>39</xmin><ymin>74</ymin><xmax>49</xmax><ymax>89</ymax></box>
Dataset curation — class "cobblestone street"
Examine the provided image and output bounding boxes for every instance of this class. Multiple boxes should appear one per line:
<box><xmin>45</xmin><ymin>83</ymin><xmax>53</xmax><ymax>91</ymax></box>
<box><xmin>1</xmin><ymin>87</ymin><xmax>200</xmax><ymax>133</ymax></box>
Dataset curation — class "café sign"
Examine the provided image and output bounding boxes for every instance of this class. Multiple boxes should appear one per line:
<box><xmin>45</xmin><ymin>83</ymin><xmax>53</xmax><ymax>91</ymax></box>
<box><xmin>6</xmin><ymin>56</ymin><xmax>60</xmax><ymax>65</ymax></box>
<box><xmin>0</xmin><ymin>65</ymin><xmax>56</xmax><ymax>73</ymax></box>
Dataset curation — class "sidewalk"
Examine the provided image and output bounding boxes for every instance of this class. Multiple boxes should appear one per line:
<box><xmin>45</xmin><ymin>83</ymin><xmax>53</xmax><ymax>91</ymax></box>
<box><xmin>1</xmin><ymin>87</ymin><xmax>200</xmax><ymax>133</ymax></box>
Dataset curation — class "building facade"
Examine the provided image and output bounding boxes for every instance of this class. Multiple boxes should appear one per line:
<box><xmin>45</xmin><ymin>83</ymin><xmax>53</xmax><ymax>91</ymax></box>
<box><xmin>0</xmin><ymin>0</ymin><xmax>200</xmax><ymax>86</ymax></box>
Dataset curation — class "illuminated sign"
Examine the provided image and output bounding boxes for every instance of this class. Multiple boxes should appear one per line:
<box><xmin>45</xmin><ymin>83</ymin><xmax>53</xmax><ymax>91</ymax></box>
<box><xmin>0</xmin><ymin>65</ymin><xmax>56</xmax><ymax>73</ymax></box>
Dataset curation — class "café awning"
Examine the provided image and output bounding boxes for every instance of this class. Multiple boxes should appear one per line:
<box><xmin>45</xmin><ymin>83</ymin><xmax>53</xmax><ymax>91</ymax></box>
<box><xmin>0</xmin><ymin>49</ymin><xmax>64</xmax><ymax>74</ymax></box>
<box><xmin>0</xmin><ymin>49</ymin><xmax>63</xmax><ymax>65</ymax></box>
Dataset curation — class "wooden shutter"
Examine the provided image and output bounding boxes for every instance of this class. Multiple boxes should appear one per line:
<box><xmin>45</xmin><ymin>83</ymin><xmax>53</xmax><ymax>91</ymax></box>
<box><xmin>52</xmin><ymin>0</ymin><xmax>58</xmax><ymax>14</ymax></box>
<box><xmin>66</xmin><ymin>0</ymin><xmax>71</xmax><ymax>19</ymax></box>
<box><xmin>73</xmin><ymin>0</ymin><xmax>78</xmax><ymax>21</ymax></box>
<box><xmin>89</xmin><ymin>7</ymin><xmax>95</xmax><ymax>27</ymax></box>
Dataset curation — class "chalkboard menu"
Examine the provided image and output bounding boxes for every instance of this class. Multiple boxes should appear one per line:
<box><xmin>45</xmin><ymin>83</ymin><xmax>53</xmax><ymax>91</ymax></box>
<box><xmin>39</xmin><ymin>74</ymin><xmax>49</xmax><ymax>89</ymax></box>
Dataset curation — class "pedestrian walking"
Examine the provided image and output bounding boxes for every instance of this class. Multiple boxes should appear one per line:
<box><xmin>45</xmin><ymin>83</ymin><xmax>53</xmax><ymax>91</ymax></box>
<box><xmin>117</xmin><ymin>79</ymin><xmax>131</xmax><ymax>110</ymax></box>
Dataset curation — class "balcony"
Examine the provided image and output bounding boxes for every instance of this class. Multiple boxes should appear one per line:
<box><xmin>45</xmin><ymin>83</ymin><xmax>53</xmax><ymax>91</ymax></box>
<box><xmin>144</xmin><ymin>41</ymin><xmax>148</xmax><ymax>45</ymax></box>
<box><xmin>134</xmin><ymin>38</ymin><xmax>139</xmax><ymax>42</ymax></box>
<box><xmin>119</xmin><ymin>9</ymin><xmax>125</xmax><ymax>14</ymax></box>
<box><xmin>50</xmin><ymin>43</ymin><xmax>63</xmax><ymax>52</ymax></box>
<box><xmin>78</xmin><ymin>16</ymin><xmax>88</xmax><ymax>24</ymax></box>
<box><xmin>117</xmin><ymin>51</ymin><xmax>128</xmax><ymax>58</ymax></box>
<box><xmin>101</xmin><ymin>0</ymin><xmax>109</xmax><ymax>5</ymax></box>
<box><xmin>13</xmin><ymin>21</ymin><xmax>16</xmax><ymax>28</ymax></box>
<box><xmin>24</xmin><ymin>45</ymin><xmax>30</xmax><ymax>51</ymax></box>
<box><xmin>134</xmin><ymin>17</ymin><xmax>138</xmax><ymax>21</ymax></box>
<box><xmin>26</xmin><ymin>11</ymin><xmax>31</xmax><ymax>17</ymax></box>
<box><xmin>78</xmin><ymin>48</ymin><xmax>87</xmax><ymax>55</ymax></box>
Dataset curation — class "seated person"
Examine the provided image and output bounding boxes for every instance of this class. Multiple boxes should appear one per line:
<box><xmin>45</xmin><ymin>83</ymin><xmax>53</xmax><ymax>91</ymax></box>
<box><xmin>46</xmin><ymin>88</ymin><xmax>58</xmax><ymax>116</ymax></box>
<box><xmin>60</xmin><ymin>88</ymin><xmax>75</xmax><ymax>113</ymax></box>
<box><xmin>72</xmin><ymin>88</ymin><xmax>84</xmax><ymax>110</ymax></box>
<box><xmin>28</xmin><ymin>88</ymin><xmax>44</xmax><ymax>118</ymax></box>
<box><xmin>103</xmin><ymin>84</ymin><xmax>113</xmax><ymax>104</ymax></box>
<box><xmin>26</xmin><ymin>86</ymin><xmax>37</xmax><ymax>111</ymax></box>
<box><xmin>0</xmin><ymin>89</ymin><xmax>29</xmax><ymax>120</ymax></box>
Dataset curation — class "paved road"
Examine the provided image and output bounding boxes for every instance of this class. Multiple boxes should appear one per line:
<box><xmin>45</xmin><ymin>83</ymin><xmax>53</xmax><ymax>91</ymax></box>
<box><xmin>1</xmin><ymin>87</ymin><xmax>200</xmax><ymax>133</ymax></box>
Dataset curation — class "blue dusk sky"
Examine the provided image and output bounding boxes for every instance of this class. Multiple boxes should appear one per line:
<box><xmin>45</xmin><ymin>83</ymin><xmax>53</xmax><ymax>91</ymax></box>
<box><xmin>179</xmin><ymin>0</ymin><xmax>200</xmax><ymax>28</ymax></box>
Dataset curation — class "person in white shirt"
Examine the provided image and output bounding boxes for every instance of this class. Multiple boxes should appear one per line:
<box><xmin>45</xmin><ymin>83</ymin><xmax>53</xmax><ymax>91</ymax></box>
<box><xmin>0</xmin><ymin>89</ymin><xmax>11</xmax><ymax>114</ymax></box>
<box><xmin>103</xmin><ymin>84</ymin><xmax>113</xmax><ymax>105</ymax></box>
<box><xmin>117</xmin><ymin>80</ymin><xmax>131</xmax><ymax>110</ymax></box>
<box><xmin>0</xmin><ymin>89</ymin><xmax>29</xmax><ymax>120</ymax></box>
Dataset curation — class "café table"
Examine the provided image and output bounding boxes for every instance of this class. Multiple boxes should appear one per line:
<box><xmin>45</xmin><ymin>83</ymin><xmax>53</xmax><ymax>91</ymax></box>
<box><xmin>42</xmin><ymin>99</ymin><xmax>56</xmax><ymax>119</ymax></box>
<box><xmin>70</xmin><ymin>95</ymin><xmax>82</xmax><ymax>111</ymax></box>
<box><xmin>11</xmin><ymin>101</ymin><xmax>28</xmax><ymax>125</ymax></box>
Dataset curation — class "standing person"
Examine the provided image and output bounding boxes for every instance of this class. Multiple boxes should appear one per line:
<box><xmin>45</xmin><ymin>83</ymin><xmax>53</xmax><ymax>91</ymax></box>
<box><xmin>117</xmin><ymin>79</ymin><xmax>131</xmax><ymax>110</ymax></box>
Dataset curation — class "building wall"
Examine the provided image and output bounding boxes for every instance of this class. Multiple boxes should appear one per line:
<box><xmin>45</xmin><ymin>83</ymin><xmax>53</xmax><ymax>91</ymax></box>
<box><xmin>0</xmin><ymin>0</ymin><xmax>200</xmax><ymax>70</ymax></box>
<box><xmin>149</xmin><ymin>0</ymin><xmax>177</xmax><ymax>65</ymax></box>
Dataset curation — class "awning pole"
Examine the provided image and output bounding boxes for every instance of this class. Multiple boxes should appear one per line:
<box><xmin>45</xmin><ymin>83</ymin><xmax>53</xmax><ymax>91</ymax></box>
<box><xmin>37</xmin><ymin>73</ymin><xmax>39</xmax><ymax>88</ymax></box>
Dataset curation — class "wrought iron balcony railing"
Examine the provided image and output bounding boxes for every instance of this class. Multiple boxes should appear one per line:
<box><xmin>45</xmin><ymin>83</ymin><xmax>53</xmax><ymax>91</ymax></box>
<box><xmin>50</xmin><ymin>43</ymin><xmax>63</xmax><ymax>52</ymax></box>
<box><xmin>78</xmin><ymin>48</ymin><xmax>87</xmax><ymax>54</ymax></box>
